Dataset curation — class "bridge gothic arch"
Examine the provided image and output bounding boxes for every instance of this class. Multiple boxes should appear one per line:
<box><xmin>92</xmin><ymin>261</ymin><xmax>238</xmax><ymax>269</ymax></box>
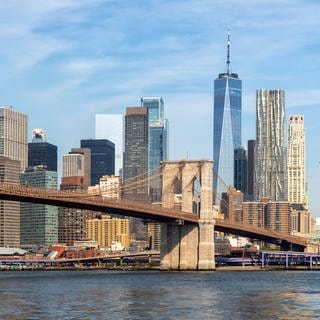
<box><xmin>160</xmin><ymin>160</ymin><xmax>216</xmax><ymax>271</ymax></box>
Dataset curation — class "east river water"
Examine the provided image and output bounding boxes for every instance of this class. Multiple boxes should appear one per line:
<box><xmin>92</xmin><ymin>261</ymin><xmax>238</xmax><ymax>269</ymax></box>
<box><xmin>1</xmin><ymin>270</ymin><xmax>320</xmax><ymax>319</ymax></box>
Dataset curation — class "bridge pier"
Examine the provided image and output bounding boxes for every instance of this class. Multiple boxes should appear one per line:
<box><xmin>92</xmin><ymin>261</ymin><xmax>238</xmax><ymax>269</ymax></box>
<box><xmin>160</xmin><ymin>160</ymin><xmax>215</xmax><ymax>271</ymax></box>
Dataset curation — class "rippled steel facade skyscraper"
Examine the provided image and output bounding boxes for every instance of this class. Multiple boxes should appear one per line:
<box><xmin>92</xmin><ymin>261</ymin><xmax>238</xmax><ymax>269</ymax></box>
<box><xmin>213</xmin><ymin>32</ymin><xmax>242</xmax><ymax>201</ymax></box>
<box><xmin>254</xmin><ymin>89</ymin><xmax>287</xmax><ymax>201</ymax></box>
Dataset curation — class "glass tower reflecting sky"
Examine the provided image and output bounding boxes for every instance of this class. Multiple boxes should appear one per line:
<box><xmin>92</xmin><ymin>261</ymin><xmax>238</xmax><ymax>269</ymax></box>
<box><xmin>213</xmin><ymin>32</ymin><xmax>242</xmax><ymax>201</ymax></box>
<box><xmin>141</xmin><ymin>97</ymin><xmax>168</xmax><ymax>202</ymax></box>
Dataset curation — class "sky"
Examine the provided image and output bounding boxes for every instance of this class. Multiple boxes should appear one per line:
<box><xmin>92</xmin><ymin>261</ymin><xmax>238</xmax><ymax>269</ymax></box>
<box><xmin>0</xmin><ymin>0</ymin><xmax>319</xmax><ymax>214</ymax></box>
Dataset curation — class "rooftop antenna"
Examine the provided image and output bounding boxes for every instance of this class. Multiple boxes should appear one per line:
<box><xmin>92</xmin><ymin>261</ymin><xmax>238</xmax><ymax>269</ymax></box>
<box><xmin>226</xmin><ymin>29</ymin><xmax>231</xmax><ymax>75</ymax></box>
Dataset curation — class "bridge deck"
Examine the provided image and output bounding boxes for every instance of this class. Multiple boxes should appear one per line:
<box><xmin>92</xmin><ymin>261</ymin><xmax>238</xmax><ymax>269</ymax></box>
<box><xmin>0</xmin><ymin>183</ymin><xmax>308</xmax><ymax>249</ymax></box>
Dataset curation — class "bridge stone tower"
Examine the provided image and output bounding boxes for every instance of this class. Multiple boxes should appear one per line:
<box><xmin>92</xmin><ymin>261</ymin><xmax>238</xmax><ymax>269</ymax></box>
<box><xmin>160</xmin><ymin>160</ymin><xmax>215</xmax><ymax>271</ymax></box>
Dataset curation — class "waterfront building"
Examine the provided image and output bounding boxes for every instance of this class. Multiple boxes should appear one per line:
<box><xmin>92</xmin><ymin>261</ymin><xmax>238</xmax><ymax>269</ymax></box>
<box><xmin>147</xmin><ymin>222</ymin><xmax>161</xmax><ymax>250</ymax></box>
<box><xmin>28</xmin><ymin>128</ymin><xmax>57</xmax><ymax>172</ymax></box>
<box><xmin>234</xmin><ymin>148</ymin><xmax>247</xmax><ymax>194</ymax></box>
<box><xmin>255</xmin><ymin>89</ymin><xmax>287</xmax><ymax>201</ymax></box>
<box><xmin>288</xmin><ymin>115</ymin><xmax>307</xmax><ymax>206</ymax></box>
<box><xmin>95</xmin><ymin>114</ymin><xmax>123</xmax><ymax>177</ymax></box>
<box><xmin>242</xmin><ymin>200</ymin><xmax>266</xmax><ymax>228</ymax></box>
<box><xmin>86</xmin><ymin>215</ymin><xmax>130</xmax><ymax>249</ymax></box>
<box><xmin>242</xmin><ymin>199</ymin><xmax>290</xmax><ymax>234</ymax></box>
<box><xmin>20</xmin><ymin>166</ymin><xmax>58</xmax><ymax>249</ymax></box>
<box><xmin>0</xmin><ymin>107</ymin><xmax>28</xmax><ymax>171</ymax></box>
<box><xmin>123</xmin><ymin>107</ymin><xmax>149</xmax><ymax>240</ymax></box>
<box><xmin>246</xmin><ymin>139</ymin><xmax>256</xmax><ymax>199</ymax></box>
<box><xmin>0</xmin><ymin>157</ymin><xmax>21</xmax><ymax>247</ymax></box>
<box><xmin>221</xmin><ymin>187</ymin><xmax>243</xmax><ymax>222</ymax></box>
<box><xmin>265</xmin><ymin>201</ymin><xmax>290</xmax><ymax>235</ymax></box>
<box><xmin>213</xmin><ymin>31</ymin><xmax>242</xmax><ymax>202</ymax></box>
<box><xmin>80</xmin><ymin>139</ymin><xmax>115</xmax><ymax>186</ymax></box>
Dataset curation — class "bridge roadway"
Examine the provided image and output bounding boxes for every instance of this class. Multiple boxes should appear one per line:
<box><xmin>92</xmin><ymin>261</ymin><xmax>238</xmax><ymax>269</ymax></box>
<box><xmin>0</xmin><ymin>183</ymin><xmax>308</xmax><ymax>250</ymax></box>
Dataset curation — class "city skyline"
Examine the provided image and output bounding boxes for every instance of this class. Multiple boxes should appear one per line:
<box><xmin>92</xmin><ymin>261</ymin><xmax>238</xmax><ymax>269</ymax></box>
<box><xmin>0</xmin><ymin>1</ymin><xmax>319</xmax><ymax>214</ymax></box>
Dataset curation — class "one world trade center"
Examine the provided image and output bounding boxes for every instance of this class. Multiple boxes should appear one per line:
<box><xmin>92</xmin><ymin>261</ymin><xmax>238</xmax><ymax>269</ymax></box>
<box><xmin>213</xmin><ymin>31</ymin><xmax>242</xmax><ymax>202</ymax></box>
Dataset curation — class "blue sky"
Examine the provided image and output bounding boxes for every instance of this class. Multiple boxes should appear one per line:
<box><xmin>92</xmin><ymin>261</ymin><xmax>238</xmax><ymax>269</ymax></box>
<box><xmin>0</xmin><ymin>0</ymin><xmax>320</xmax><ymax>214</ymax></box>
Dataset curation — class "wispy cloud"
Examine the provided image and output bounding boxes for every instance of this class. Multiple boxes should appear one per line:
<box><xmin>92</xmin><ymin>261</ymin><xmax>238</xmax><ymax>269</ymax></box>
<box><xmin>0</xmin><ymin>0</ymin><xmax>320</xmax><ymax>211</ymax></box>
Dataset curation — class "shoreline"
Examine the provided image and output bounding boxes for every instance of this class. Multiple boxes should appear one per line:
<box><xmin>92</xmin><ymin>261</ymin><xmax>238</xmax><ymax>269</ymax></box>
<box><xmin>1</xmin><ymin>264</ymin><xmax>319</xmax><ymax>272</ymax></box>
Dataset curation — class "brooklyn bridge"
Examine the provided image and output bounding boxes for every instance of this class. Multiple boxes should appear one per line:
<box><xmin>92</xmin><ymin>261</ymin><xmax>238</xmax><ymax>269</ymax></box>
<box><xmin>0</xmin><ymin>160</ymin><xmax>310</xmax><ymax>270</ymax></box>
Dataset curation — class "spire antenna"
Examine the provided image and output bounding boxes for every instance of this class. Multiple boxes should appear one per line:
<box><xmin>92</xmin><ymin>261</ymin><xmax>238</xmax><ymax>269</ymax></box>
<box><xmin>226</xmin><ymin>29</ymin><xmax>231</xmax><ymax>75</ymax></box>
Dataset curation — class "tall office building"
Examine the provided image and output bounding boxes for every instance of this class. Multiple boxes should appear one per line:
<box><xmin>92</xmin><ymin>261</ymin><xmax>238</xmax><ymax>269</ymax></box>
<box><xmin>213</xmin><ymin>31</ymin><xmax>242</xmax><ymax>202</ymax></box>
<box><xmin>20</xmin><ymin>167</ymin><xmax>58</xmax><ymax>249</ymax></box>
<box><xmin>0</xmin><ymin>107</ymin><xmax>28</xmax><ymax>247</ymax></box>
<box><xmin>123</xmin><ymin>107</ymin><xmax>149</xmax><ymax>202</ymax></box>
<box><xmin>62</xmin><ymin>153</ymin><xmax>85</xmax><ymax>178</ymax></box>
<box><xmin>0</xmin><ymin>107</ymin><xmax>28</xmax><ymax>171</ymax></box>
<box><xmin>95</xmin><ymin>114</ymin><xmax>123</xmax><ymax>176</ymax></box>
<box><xmin>28</xmin><ymin>128</ymin><xmax>57</xmax><ymax>172</ymax></box>
<box><xmin>141</xmin><ymin>97</ymin><xmax>168</xmax><ymax>249</ymax></box>
<box><xmin>234</xmin><ymin>147</ymin><xmax>247</xmax><ymax>193</ymax></box>
<box><xmin>141</xmin><ymin>97</ymin><xmax>168</xmax><ymax>202</ymax></box>
<box><xmin>0</xmin><ymin>157</ymin><xmax>21</xmax><ymax>247</ymax></box>
<box><xmin>70</xmin><ymin>148</ymin><xmax>91</xmax><ymax>186</ymax></box>
<box><xmin>123</xmin><ymin>107</ymin><xmax>149</xmax><ymax>240</ymax></box>
<box><xmin>255</xmin><ymin>89</ymin><xmax>287</xmax><ymax>201</ymax></box>
<box><xmin>288</xmin><ymin>115</ymin><xmax>306</xmax><ymax>206</ymax></box>
<box><xmin>247</xmin><ymin>140</ymin><xmax>256</xmax><ymax>199</ymax></box>
<box><xmin>80</xmin><ymin>139</ymin><xmax>115</xmax><ymax>186</ymax></box>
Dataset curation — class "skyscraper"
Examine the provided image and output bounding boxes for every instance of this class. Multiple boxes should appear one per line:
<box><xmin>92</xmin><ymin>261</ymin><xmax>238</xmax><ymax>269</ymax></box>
<box><xmin>234</xmin><ymin>147</ymin><xmax>247</xmax><ymax>194</ymax></box>
<box><xmin>28</xmin><ymin>128</ymin><xmax>57</xmax><ymax>172</ymax></box>
<box><xmin>0</xmin><ymin>107</ymin><xmax>28</xmax><ymax>171</ymax></box>
<box><xmin>141</xmin><ymin>97</ymin><xmax>168</xmax><ymax>202</ymax></box>
<box><xmin>80</xmin><ymin>139</ymin><xmax>115</xmax><ymax>186</ymax></box>
<box><xmin>95</xmin><ymin>114</ymin><xmax>123</xmax><ymax>176</ymax></box>
<box><xmin>247</xmin><ymin>139</ymin><xmax>256</xmax><ymax>199</ymax></box>
<box><xmin>123</xmin><ymin>107</ymin><xmax>149</xmax><ymax>240</ymax></box>
<box><xmin>255</xmin><ymin>89</ymin><xmax>287</xmax><ymax>201</ymax></box>
<box><xmin>70</xmin><ymin>148</ymin><xmax>91</xmax><ymax>186</ymax></box>
<box><xmin>288</xmin><ymin>115</ymin><xmax>306</xmax><ymax>206</ymax></box>
<box><xmin>62</xmin><ymin>153</ymin><xmax>85</xmax><ymax>178</ymax></box>
<box><xmin>0</xmin><ymin>107</ymin><xmax>28</xmax><ymax>247</ymax></box>
<box><xmin>20</xmin><ymin>166</ymin><xmax>58</xmax><ymax>249</ymax></box>
<box><xmin>213</xmin><ymin>32</ymin><xmax>242</xmax><ymax>201</ymax></box>
<box><xmin>0</xmin><ymin>157</ymin><xmax>20</xmax><ymax>247</ymax></box>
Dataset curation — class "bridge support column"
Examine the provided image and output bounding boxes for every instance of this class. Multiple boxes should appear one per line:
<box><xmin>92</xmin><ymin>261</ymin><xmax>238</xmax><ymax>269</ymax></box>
<box><xmin>160</xmin><ymin>160</ymin><xmax>215</xmax><ymax>271</ymax></box>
